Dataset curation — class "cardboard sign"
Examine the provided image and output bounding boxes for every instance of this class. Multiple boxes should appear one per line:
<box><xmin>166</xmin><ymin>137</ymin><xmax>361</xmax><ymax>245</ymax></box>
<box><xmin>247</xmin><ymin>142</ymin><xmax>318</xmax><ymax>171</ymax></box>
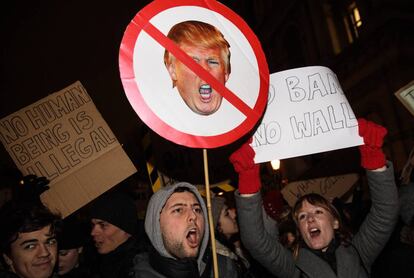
<box><xmin>119</xmin><ymin>0</ymin><xmax>268</xmax><ymax>148</ymax></box>
<box><xmin>252</xmin><ymin>66</ymin><xmax>363</xmax><ymax>163</ymax></box>
<box><xmin>0</xmin><ymin>81</ymin><xmax>136</xmax><ymax>217</ymax></box>
<box><xmin>395</xmin><ymin>80</ymin><xmax>414</xmax><ymax>117</ymax></box>
<box><xmin>281</xmin><ymin>173</ymin><xmax>359</xmax><ymax>207</ymax></box>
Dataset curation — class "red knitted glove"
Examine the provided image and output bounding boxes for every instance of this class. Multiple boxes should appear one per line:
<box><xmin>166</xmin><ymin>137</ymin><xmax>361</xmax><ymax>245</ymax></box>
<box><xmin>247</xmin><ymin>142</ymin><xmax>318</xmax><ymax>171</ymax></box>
<box><xmin>358</xmin><ymin>118</ymin><xmax>387</xmax><ymax>170</ymax></box>
<box><xmin>229</xmin><ymin>139</ymin><xmax>261</xmax><ymax>194</ymax></box>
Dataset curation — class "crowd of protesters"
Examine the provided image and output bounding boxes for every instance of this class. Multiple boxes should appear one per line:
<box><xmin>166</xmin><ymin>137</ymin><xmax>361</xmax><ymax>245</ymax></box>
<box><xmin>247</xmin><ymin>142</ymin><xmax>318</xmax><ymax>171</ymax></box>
<box><xmin>1</xmin><ymin>119</ymin><xmax>413</xmax><ymax>278</ymax></box>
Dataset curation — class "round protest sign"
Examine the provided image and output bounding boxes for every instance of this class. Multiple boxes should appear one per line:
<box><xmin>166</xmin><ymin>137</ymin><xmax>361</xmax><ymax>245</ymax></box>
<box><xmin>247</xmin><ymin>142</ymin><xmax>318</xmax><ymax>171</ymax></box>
<box><xmin>119</xmin><ymin>0</ymin><xmax>268</xmax><ymax>148</ymax></box>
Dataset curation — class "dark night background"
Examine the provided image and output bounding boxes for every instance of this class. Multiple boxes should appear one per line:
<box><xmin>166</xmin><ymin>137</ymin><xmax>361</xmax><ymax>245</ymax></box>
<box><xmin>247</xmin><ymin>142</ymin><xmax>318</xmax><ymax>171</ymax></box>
<box><xmin>1</xmin><ymin>0</ymin><xmax>414</xmax><ymax>189</ymax></box>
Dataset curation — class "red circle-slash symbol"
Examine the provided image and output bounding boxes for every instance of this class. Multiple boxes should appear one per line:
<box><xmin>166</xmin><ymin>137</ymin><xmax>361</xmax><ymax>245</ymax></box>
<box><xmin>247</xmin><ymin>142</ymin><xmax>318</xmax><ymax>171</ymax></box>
<box><xmin>119</xmin><ymin>0</ymin><xmax>268</xmax><ymax>148</ymax></box>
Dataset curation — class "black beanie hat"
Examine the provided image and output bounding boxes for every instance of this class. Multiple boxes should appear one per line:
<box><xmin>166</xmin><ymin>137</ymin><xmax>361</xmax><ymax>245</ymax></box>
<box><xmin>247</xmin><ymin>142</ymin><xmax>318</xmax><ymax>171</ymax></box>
<box><xmin>59</xmin><ymin>217</ymin><xmax>86</xmax><ymax>250</ymax></box>
<box><xmin>90</xmin><ymin>192</ymin><xmax>138</xmax><ymax>236</ymax></box>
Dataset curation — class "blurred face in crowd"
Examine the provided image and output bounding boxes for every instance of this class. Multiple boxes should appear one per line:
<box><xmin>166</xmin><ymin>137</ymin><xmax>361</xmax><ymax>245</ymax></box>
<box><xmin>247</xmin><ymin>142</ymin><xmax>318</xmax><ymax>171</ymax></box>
<box><xmin>218</xmin><ymin>206</ymin><xmax>239</xmax><ymax>239</ymax></box>
<box><xmin>296</xmin><ymin>200</ymin><xmax>339</xmax><ymax>251</ymax></box>
<box><xmin>166</xmin><ymin>42</ymin><xmax>229</xmax><ymax>115</ymax></box>
<box><xmin>3</xmin><ymin>225</ymin><xmax>57</xmax><ymax>278</ymax></box>
<box><xmin>285</xmin><ymin>232</ymin><xmax>296</xmax><ymax>247</ymax></box>
<box><xmin>160</xmin><ymin>191</ymin><xmax>205</xmax><ymax>258</ymax></box>
<box><xmin>91</xmin><ymin>219</ymin><xmax>130</xmax><ymax>254</ymax></box>
<box><xmin>58</xmin><ymin>248</ymin><xmax>82</xmax><ymax>275</ymax></box>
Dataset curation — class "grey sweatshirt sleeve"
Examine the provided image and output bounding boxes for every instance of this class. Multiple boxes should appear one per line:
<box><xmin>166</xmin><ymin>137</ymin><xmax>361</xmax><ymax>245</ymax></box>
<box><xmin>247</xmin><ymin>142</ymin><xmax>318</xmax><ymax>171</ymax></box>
<box><xmin>352</xmin><ymin>161</ymin><xmax>399</xmax><ymax>270</ymax></box>
<box><xmin>235</xmin><ymin>191</ymin><xmax>299</xmax><ymax>278</ymax></box>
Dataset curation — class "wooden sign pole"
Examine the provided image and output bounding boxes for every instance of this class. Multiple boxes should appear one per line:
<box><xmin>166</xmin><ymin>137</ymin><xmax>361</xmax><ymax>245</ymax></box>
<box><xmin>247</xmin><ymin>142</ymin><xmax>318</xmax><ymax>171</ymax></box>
<box><xmin>203</xmin><ymin>149</ymin><xmax>219</xmax><ymax>278</ymax></box>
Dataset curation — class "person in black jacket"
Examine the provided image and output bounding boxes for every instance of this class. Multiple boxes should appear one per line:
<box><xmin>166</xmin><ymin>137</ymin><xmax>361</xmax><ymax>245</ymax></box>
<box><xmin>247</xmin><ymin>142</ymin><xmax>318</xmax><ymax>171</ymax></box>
<box><xmin>0</xmin><ymin>202</ymin><xmax>60</xmax><ymax>278</ymax></box>
<box><xmin>57</xmin><ymin>216</ymin><xmax>90</xmax><ymax>278</ymax></box>
<box><xmin>89</xmin><ymin>192</ymin><xmax>141</xmax><ymax>278</ymax></box>
<box><xmin>0</xmin><ymin>174</ymin><xmax>59</xmax><ymax>278</ymax></box>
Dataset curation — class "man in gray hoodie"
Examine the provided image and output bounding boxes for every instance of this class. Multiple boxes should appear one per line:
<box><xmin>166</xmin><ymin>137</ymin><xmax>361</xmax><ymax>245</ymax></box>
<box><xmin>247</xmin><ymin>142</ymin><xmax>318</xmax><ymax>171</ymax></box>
<box><xmin>133</xmin><ymin>182</ymin><xmax>210</xmax><ymax>277</ymax></box>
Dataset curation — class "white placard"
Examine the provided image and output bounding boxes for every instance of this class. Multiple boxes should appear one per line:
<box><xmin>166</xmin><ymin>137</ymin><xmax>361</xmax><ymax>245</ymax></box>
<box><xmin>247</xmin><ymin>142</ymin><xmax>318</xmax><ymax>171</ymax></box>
<box><xmin>394</xmin><ymin>80</ymin><xmax>414</xmax><ymax>117</ymax></box>
<box><xmin>252</xmin><ymin>66</ymin><xmax>363</xmax><ymax>163</ymax></box>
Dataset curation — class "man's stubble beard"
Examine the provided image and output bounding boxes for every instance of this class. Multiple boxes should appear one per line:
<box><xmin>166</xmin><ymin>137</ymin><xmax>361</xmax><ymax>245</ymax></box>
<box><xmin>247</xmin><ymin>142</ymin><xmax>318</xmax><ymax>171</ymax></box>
<box><xmin>161</xmin><ymin>231</ymin><xmax>200</xmax><ymax>259</ymax></box>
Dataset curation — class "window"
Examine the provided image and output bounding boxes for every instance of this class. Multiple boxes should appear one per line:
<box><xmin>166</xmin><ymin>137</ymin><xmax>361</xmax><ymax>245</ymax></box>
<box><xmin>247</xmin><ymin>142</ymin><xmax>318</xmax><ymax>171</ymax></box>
<box><xmin>344</xmin><ymin>2</ymin><xmax>362</xmax><ymax>43</ymax></box>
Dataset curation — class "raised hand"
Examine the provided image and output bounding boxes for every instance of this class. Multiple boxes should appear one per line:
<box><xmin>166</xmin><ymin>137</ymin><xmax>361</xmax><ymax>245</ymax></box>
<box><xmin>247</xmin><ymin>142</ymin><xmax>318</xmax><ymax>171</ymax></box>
<box><xmin>230</xmin><ymin>139</ymin><xmax>261</xmax><ymax>194</ymax></box>
<box><xmin>358</xmin><ymin>118</ymin><xmax>387</xmax><ymax>170</ymax></box>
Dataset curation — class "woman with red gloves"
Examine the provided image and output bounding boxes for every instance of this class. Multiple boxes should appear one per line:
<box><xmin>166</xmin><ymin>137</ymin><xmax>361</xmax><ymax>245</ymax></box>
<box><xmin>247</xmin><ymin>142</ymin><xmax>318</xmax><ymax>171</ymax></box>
<box><xmin>230</xmin><ymin>119</ymin><xmax>399</xmax><ymax>278</ymax></box>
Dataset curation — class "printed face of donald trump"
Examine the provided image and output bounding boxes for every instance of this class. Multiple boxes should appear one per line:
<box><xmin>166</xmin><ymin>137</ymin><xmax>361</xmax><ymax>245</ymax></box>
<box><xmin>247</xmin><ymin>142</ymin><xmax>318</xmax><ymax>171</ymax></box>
<box><xmin>164</xmin><ymin>21</ymin><xmax>231</xmax><ymax>116</ymax></box>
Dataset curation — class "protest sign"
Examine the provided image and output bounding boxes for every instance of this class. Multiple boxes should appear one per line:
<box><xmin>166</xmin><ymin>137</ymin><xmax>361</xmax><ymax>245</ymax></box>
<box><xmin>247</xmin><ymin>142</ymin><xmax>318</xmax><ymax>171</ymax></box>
<box><xmin>395</xmin><ymin>80</ymin><xmax>414</xmax><ymax>117</ymax></box>
<box><xmin>281</xmin><ymin>173</ymin><xmax>359</xmax><ymax>207</ymax></box>
<box><xmin>119</xmin><ymin>0</ymin><xmax>268</xmax><ymax>148</ymax></box>
<box><xmin>0</xmin><ymin>81</ymin><xmax>136</xmax><ymax>217</ymax></box>
<box><xmin>252</xmin><ymin>66</ymin><xmax>363</xmax><ymax>163</ymax></box>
